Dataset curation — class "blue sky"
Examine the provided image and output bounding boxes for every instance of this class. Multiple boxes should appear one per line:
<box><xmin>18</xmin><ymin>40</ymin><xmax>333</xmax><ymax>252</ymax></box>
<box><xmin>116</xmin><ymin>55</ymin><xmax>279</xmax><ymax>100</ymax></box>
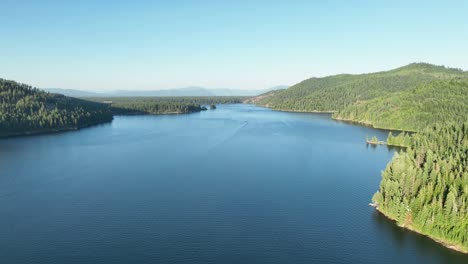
<box><xmin>1</xmin><ymin>0</ymin><xmax>467</xmax><ymax>91</ymax></box>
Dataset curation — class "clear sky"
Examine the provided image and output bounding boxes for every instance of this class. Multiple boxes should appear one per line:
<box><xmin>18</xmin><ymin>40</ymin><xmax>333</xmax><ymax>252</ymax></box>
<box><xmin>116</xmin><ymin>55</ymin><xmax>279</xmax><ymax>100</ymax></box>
<box><xmin>1</xmin><ymin>0</ymin><xmax>467</xmax><ymax>91</ymax></box>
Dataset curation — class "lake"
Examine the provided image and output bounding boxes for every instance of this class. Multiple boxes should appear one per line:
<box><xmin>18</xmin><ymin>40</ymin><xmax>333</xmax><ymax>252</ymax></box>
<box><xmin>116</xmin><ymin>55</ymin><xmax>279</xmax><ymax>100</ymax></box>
<box><xmin>0</xmin><ymin>104</ymin><xmax>466</xmax><ymax>264</ymax></box>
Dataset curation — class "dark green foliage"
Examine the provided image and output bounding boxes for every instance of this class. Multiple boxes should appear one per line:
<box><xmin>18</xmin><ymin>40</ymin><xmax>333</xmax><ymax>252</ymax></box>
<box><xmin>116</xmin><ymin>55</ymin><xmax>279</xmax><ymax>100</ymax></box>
<box><xmin>334</xmin><ymin>78</ymin><xmax>468</xmax><ymax>131</ymax></box>
<box><xmin>372</xmin><ymin>123</ymin><xmax>468</xmax><ymax>251</ymax></box>
<box><xmin>0</xmin><ymin>79</ymin><xmax>113</xmax><ymax>137</ymax></box>
<box><xmin>110</xmin><ymin>101</ymin><xmax>205</xmax><ymax>115</ymax></box>
<box><xmin>387</xmin><ymin>132</ymin><xmax>412</xmax><ymax>147</ymax></box>
<box><xmin>256</xmin><ymin>63</ymin><xmax>466</xmax><ymax>120</ymax></box>
<box><xmin>210</xmin><ymin>104</ymin><xmax>216</xmax><ymax>110</ymax></box>
<box><xmin>85</xmin><ymin>96</ymin><xmax>245</xmax><ymax>115</ymax></box>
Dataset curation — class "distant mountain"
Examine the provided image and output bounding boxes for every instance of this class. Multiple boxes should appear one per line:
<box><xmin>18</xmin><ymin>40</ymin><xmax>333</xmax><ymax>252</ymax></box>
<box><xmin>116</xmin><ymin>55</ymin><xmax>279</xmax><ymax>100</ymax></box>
<box><xmin>264</xmin><ymin>85</ymin><xmax>289</xmax><ymax>91</ymax></box>
<box><xmin>244</xmin><ymin>89</ymin><xmax>285</xmax><ymax>104</ymax></box>
<box><xmin>206</xmin><ymin>85</ymin><xmax>288</xmax><ymax>96</ymax></box>
<box><xmin>42</xmin><ymin>85</ymin><xmax>289</xmax><ymax>97</ymax></box>
<box><xmin>43</xmin><ymin>88</ymin><xmax>107</xmax><ymax>97</ymax></box>
<box><xmin>256</xmin><ymin>85</ymin><xmax>288</xmax><ymax>95</ymax></box>
<box><xmin>112</xmin><ymin>87</ymin><xmax>216</xmax><ymax>97</ymax></box>
<box><xmin>207</xmin><ymin>88</ymin><xmax>255</xmax><ymax>96</ymax></box>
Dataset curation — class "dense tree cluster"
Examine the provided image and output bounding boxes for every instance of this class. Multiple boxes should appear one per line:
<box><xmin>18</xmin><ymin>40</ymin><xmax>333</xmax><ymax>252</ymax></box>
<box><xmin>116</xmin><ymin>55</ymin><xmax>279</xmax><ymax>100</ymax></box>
<box><xmin>111</xmin><ymin>101</ymin><xmax>206</xmax><ymax>115</ymax></box>
<box><xmin>334</xmin><ymin>78</ymin><xmax>468</xmax><ymax>131</ymax></box>
<box><xmin>372</xmin><ymin>123</ymin><xmax>468</xmax><ymax>251</ymax></box>
<box><xmin>256</xmin><ymin>63</ymin><xmax>466</xmax><ymax>113</ymax></box>
<box><xmin>386</xmin><ymin>132</ymin><xmax>412</xmax><ymax>147</ymax></box>
<box><xmin>0</xmin><ymin>79</ymin><xmax>113</xmax><ymax>137</ymax></box>
<box><xmin>86</xmin><ymin>96</ymin><xmax>246</xmax><ymax>115</ymax></box>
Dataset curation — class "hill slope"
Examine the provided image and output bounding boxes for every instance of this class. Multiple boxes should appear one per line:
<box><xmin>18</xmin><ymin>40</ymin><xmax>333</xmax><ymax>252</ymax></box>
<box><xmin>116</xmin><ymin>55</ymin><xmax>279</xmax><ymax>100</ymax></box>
<box><xmin>256</xmin><ymin>63</ymin><xmax>465</xmax><ymax>111</ymax></box>
<box><xmin>0</xmin><ymin>79</ymin><xmax>113</xmax><ymax>137</ymax></box>
<box><xmin>334</xmin><ymin>78</ymin><xmax>468</xmax><ymax>131</ymax></box>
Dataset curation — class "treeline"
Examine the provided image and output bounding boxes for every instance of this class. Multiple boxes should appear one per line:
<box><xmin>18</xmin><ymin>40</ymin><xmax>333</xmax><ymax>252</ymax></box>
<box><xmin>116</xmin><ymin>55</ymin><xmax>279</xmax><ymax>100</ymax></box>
<box><xmin>334</xmin><ymin>78</ymin><xmax>468</xmax><ymax>131</ymax></box>
<box><xmin>0</xmin><ymin>79</ymin><xmax>113</xmax><ymax>137</ymax></box>
<box><xmin>111</xmin><ymin>101</ymin><xmax>206</xmax><ymax>115</ymax></box>
<box><xmin>0</xmin><ymin>80</ymin><xmax>246</xmax><ymax>137</ymax></box>
<box><xmin>87</xmin><ymin>96</ymin><xmax>247</xmax><ymax>115</ymax></box>
<box><xmin>372</xmin><ymin>123</ymin><xmax>468</xmax><ymax>252</ymax></box>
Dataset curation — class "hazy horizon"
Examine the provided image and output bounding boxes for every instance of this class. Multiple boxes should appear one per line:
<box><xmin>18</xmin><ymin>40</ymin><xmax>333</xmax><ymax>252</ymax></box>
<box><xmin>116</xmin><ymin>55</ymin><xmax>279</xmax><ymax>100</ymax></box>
<box><xmin>40</xmin><ymin>85</ymin><xmax>289</xmax><ymax>93</ymax></box>
<box><xmin>2</xmin><ymin>1</ymin><xmax>467</xmax><ymax>91</ymax></box>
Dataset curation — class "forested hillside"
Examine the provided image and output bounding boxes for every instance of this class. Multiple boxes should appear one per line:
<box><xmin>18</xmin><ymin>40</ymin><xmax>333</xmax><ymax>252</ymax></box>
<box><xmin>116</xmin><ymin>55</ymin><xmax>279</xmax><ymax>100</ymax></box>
<box><xmin>334</xmin><ymin>78</ymin><xmax>468</xmax><ymax>131</ymax></box>
<box><xmin>256</xmin><ymin>63</ymin><xmax>466</xmax><ymax>118</ymax></box>
<box><xmin>252</xmin><ymin>63</ymin><xmax>468</xmax><ymax>252</ymax></box>
<box><xmin>372</xmin><ymin>123</ymin><xmax>468</xmax><ymax>252</ymax></box>
<box><xmin>0</xmin><ymin>79</ymin><xmax>113</xmax><ymax>137</ymax></box>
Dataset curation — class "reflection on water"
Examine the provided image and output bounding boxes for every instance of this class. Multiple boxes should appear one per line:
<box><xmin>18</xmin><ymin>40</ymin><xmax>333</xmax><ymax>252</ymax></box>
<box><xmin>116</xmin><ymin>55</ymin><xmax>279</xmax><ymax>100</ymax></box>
<box><xmin>372</xmin><ymin>210</ymin><xmax>467</xmax><ymax>263</ymax></box>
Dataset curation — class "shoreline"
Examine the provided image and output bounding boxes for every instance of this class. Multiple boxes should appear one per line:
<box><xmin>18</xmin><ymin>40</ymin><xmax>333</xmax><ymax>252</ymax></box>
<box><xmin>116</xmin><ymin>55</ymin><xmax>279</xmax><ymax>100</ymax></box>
<box><xmin>256</xmin><ymin>104</ymin><xmax>415</xmax><ymax>132</ymax></box>
<box><xmin>260</xmin><ymin>104</ymin><xmax>467</xmax><ymax>254</ymax></box>
<box><xmin>272</xmin><ymin>108</ymin><xmax>336</xmax><ymax>114</ymax></box>
<box><xmin>113</xmin><ymin>111</ymin><xmax>201</xmax><ymax>116</ymax></box>
<box><xmin>366</xmin><ymin>140</ymin><xmax>408</xmax><ymax>148</ymax></box>
<box><xmin>332</xmin><ymin>116</ymin><xmax>417</xmax><ymax>133</ymax></box>
<box><xmin>0</xmin><ymin>119</ymin><xmax>113</xmax><ymax>139</ymax></box>
<box><xmin>375</xmin><ymin>207</ymin><xmax>468</xmax><ymax>254</ymax></box>
<box><xmin>366</xmin><ymin>140</ymin><xmax>386</xmax><ymax>145</ymax></box>
<box><xmin>265</xmin><ymin>106</ymin><xmax>415</xmax><ymax>133</ymax></box>
<box><xmin>0</xmin><ymin>110</ymin><xmax>203</xmax><ymax>139</ymax></box>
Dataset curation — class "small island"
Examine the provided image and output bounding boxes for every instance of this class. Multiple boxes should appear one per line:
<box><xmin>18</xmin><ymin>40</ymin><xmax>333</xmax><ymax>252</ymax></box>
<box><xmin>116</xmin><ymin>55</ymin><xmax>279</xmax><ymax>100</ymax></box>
<box><xmin>366</xmin><ymin>135</ymin><xmax>386</xmax><ymax>145</ymax></box>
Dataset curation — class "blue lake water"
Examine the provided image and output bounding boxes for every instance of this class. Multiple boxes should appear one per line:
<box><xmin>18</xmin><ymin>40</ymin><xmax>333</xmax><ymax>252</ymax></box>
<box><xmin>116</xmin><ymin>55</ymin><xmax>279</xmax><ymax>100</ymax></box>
<box><xmin>0</xmin><ymin>104</ymin><xmax>467</xmax><ymax>263</ymax></box>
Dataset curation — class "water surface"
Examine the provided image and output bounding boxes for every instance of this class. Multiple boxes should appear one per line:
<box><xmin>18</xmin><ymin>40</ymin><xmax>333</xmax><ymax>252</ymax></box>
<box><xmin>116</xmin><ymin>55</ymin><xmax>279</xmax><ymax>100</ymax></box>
<box><xmin>1</xmin><ymin>104</ymin><xmax>466</xmax><ymax>263</ymax></box>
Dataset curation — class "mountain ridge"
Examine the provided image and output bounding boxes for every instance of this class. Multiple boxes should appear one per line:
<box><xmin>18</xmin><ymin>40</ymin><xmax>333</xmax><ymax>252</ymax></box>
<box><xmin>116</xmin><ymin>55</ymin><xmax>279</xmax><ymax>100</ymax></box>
<box><xmin>42</xmin><ymin>85</ymin><xmax>288</xmax><ymax>98</ymax></box>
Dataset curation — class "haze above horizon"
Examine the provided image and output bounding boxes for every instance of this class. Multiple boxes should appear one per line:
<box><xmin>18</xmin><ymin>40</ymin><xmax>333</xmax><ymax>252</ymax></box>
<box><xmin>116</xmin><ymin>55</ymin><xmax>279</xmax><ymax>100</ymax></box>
<box><xmin>1</xmin><ymin>0</ymin><xmax>467</xmax><ymax>91</ymax></box>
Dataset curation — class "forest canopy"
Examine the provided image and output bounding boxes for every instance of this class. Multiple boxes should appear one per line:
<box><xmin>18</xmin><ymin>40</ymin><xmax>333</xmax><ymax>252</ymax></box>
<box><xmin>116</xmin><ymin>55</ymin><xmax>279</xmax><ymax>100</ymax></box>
<box><xmin>0</xmin><ymin>79</ymin><xmax>113</xmax><ymax>137</ymax></box>
<box><xmin>333</xmin><ymin>78</ymin><xmax>468</xmax><ymax>131</ymax></box>
<box><xmin>372</xmin><ymin>123</ymin><xmax>468</xmax><ymax>252</ymax></box>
